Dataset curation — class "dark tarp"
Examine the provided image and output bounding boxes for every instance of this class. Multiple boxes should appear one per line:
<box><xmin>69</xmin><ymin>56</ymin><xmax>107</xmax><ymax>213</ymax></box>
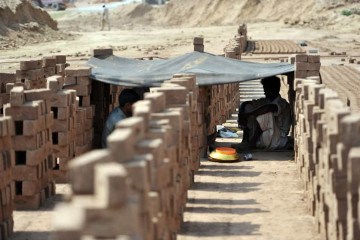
<box><xmin>86</xmin><ymin>51</ymin><xmax>294</xmax><ymax>87</ymax></box>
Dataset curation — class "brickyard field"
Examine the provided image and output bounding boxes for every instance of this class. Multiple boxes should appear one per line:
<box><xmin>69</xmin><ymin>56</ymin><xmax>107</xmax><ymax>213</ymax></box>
<box><xmin>1</xmin><ymin>0</ymin><xmax>360</xmax><ymax>239</ymax></box>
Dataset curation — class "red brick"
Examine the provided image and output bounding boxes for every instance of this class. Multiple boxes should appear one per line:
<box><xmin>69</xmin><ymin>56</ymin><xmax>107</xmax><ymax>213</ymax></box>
<box><xmin>19</xmin><ymin>60</ymin><xmax>42</xmax><ymax>71</ymax></box>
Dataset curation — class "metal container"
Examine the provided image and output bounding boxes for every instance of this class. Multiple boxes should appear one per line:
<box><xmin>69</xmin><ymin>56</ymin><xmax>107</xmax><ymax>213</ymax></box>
<box><xmin>243</xmin><ymin>153</ymin><xmax>253</xmax><ymax>161</ymax></box>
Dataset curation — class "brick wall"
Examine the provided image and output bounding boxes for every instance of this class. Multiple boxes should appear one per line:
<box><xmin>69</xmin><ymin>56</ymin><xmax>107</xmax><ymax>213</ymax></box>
<box><xmin>53</xmin><ymin>75</ymin><xmax>201</xmax><ymax>239</ymax></box>
<box><xmin>0</xmin><ymin>117</ymin><xmax>15</xmax><ymax>239</ymax></box>
<box><xmin>294</xmin><ymin>70</ymin><xmax>360</xmax><ymax>239</ymax></box>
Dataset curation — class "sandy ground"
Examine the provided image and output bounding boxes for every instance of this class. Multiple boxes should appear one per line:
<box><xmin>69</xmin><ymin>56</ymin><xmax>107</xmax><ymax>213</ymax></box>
<box><xmin>178</xmin><ymin>153</ymin><xmax>320</xmax><ymax>240</ymax></box>
<box><xmin>1</xmin><ymin>21</ymin><xmax>359</xmax><ymax>73</ymax></box>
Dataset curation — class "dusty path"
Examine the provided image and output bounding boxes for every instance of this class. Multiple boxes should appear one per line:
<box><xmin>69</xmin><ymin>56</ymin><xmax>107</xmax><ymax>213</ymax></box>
<box><xmin>178</xmin><ymin>152</ymin><xmax>320</xmax><ymax>240</ymax></box>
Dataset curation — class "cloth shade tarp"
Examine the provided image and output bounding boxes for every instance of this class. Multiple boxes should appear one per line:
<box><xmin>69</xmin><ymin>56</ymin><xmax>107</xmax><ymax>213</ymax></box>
<box><xmin>86</xmin><ymin>51</ymin><xmax>294</xmax><ymax>87</ymax></box>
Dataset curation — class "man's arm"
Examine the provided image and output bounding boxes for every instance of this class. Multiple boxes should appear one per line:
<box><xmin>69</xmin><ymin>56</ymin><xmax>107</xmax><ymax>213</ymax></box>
<box><xmin>238</xmin><ymin>104</ymin><xmax>278</xmax><ymax>126</ymax></box>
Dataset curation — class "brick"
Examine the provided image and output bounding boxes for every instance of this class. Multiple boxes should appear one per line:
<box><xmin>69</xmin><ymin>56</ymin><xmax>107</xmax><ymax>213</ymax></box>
<box><xmin>151</xmin><ymin>85</ymin><xmax>188</xmax><ymax>105</ymax></box>
<box><xmin>65</xmin><ymin>67</ymin><xmax>91</xmax><ymax>77</ymax></box>
<box><xmin>193</xmin><ymin>37</ymin><xmax>204</xmax><ymax>45</ymax></box>
<box><xmin>135</xmin><ymin>139</ymin><xmax>164</xmax><ymax>167</ymax></box>
<box><xmin>79</xmin><ymin>96</ymin><xmax>91</xmax><ymax>107</ymax></box>
<box><xmin>24</xmin><ymin>88</ymin><xmax>52</xmax><ymax>102</ymax></box>
<box><xmin>53</xmin><ymin>203</ymin><xmax>84</xmax><ymax>240</ymax></box>
<box><xmin>51</xmin><ymin>91</ymin><xmax>71</xmax><ymax>107</ymax></box>
<box><xmin>22</xmin><ymin>181</ymin><xmax>41</xmax><ymax>196</ymax></box>
<box><xmin>44</xmin><ymin>67</ymin><xmax>56</xmax><ymax>78</ymax></box>
<box><xmin>95</xmin><ymin>163</ymin><xmax>128</xmax><ymax>207</ymax></box>
<box><xmin>307</xmin><ymin>71</ymin><xmax>319</xmax><ymax>77</ymax></box>
<box><xmin>295</xmin><ymin>54</ymin><xmax>308</xmax><ymax>62</ymax></box>
<box><xmin>23</xmin><ymin>117</ymin><xmax>46</xmax><ymax>136</ymax></box>
<box><xmin>64</xmin><ymin>76</ymin><xmax>76</xmax><ymax>85</ymax></box>
<box><xmin>116</xmin><ymin>117</ymin><xmax>145</xmax><ymax>141</ymax></box>
<box><xmin>295</xmin><ymin>71</ymin><xmax>308</xmax><ymax>79</ymax></box>
<box><xmin>92</xmin><ymin>48</ymin><xmax>113</xmax><ymax>57</ymax></box>
<box><xmin>16</xmin><ymin>68</ymin><xmax>44</xmax><ymax>82</ymax></box>
<box><xmin>69</xmin><ymin>150</ymin><xmax>113</xmax><ymax>194</ymax></box>
<box><xmin>56</xmin><ymin>64</ymin><xmax>67</xmax><ymax>75</ymax></box>
<box><xmin>13</xmin><ymin>135</ymin><xmax>39</xmax><ymax>150</ymax></box>
<box><xmin>308</xmin><ymin>63</ymin><xmax>321</xmax><ymax>71</ymax></box>
<box><xmin>14</xmin><ymin>194</ymin><xmax>41</xmax><ymax>210</ymax></box>
<box><xmin>308</xmin><ymin>55</ymin><xmax>320</xmax><ymax>63</ymax></box>
<box><xmin>144</xmin><ymin>92</ymin><xmax>166</xmax><ymax>113</ymax></box>
<box><xmin>107</xmin><ymin>128</ymin><xmax>137</xmax><ymax>163</ymax></box>
<box><xmin>47</xmin><ymin>75</ymin><xmax>64</xmax><ymax>92</ymax></box>
<box><xmin>4</xmin><ymin>101</ymin><xmax>42</xmax><ymax>121</ymax></box>
<box><xmin>63</xmin><ymin>84</ymin><xmax>91</xmax><ymax>97</ymax></box>
<box><xmin>296</xmin><ymin>62</ymin><xmax>309</xmax><ymax>71</ymax></box>
<box><xmin>19</xmin><ymin>60</ymin><xmax>42</xmax><ymax>71</ymax></box>
<box><xmin>194</xmin><ymin>44</ymin><xmax>204</xmax><ymax>52</ymax></box>
<box><xmin>10</xmin><ymin>86</ymin><xmax>24</xmax><ymax>107</ymax></box>
<box><xmin>76</xmin><ymin>76</ymin><xmax>91</xmax><ymax>86</ymax></box>
<box><xmin>43</xmin><ymin>57</ymin><xmax>57</xmax><ymax>67</ymax></box>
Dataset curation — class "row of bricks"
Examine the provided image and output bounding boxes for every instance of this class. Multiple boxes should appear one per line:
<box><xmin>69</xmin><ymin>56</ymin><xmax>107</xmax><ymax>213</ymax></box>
<box><xmin>294</xmin><ymin>76</ymin><xmax>360</xmax><ymax>240</ymax></box>
<box><xmin>15</xmin><ymin>181</ymin><xmax>55</xmax><ymax>210</ymax></box>
<box><xmin>52</xmin><ymin>75</ymin><xmax>202</xmax><ymax>240</ymax></box>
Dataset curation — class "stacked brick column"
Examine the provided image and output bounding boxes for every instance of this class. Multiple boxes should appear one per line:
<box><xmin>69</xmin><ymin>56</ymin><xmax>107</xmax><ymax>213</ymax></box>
<box><xmin>0</xmin><ymin>117</ymin><xmax>15</xmax><ymax>239</ymax></box>
<box><xmin>0</xmin><ymin>73</ymin><xmax>16</xmax><ymax>114</ymax></box>
<box><xmin>295</xmin><ymin>72</ymin><xmax>360</xmax><ymax>240</ymax></box>
<box><xmin>48</xmin><ymin>75</ymin><xmax>77</xmax><ymax>182</ymax></box>
<box><xmin>4</xmin><ymin>86</ymin><xmax>55</xmax><ymax>209</ymax></box>
<box><xmin>63</xmin><ymin>67</ymin><xmax>94</xmax><ymax>156</ymax></box>
<box><xmin>91</xmin><ymin>80</ymin><xmax>123</xmax><ymax>148</ymax></box>
<box><xmin>224</xmin><ymin>23</ymin><xmax>248</xmax><ymax>59</ymax></box>
<box><xmin>170</xmin><ymin>74</ymin><xmax>201</xmax><ymax>176</ymax></box>
<box><xmin>197</xmin><ymin>83</ymin><xmax>240</xmax><ymax>155</ymax></box>
<box><xmin>53</xmin><ymin>77</ymin><xmax>201</xmax><ymax>240</ymax></box>
<box><xmin>293</xmin><ymin>54</ymin><xmax>321</xmax><ymax>79</ymax></box>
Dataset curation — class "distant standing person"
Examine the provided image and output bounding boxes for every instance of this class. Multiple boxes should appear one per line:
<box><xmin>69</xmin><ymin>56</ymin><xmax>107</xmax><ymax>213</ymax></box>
<box><xmin>101</xmin><ymin>5</ymin><xmax>111</xmax><ymax>31</ymax></box>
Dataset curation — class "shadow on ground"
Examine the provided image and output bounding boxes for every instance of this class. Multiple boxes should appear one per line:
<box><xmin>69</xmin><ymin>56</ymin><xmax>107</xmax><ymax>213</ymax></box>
<box><xmin>180</xmin><ymin>221</ymin><xmax>260</xmax><ymax>236</ymax></box>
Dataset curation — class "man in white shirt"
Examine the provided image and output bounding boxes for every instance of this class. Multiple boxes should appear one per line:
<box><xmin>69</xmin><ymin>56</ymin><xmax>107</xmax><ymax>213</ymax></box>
<box><xmin>234</xmin><ymin>76</ymin><xmax>292</xmax><ymax>152</ymax></box>
<box><xmin>101</xmin><ymin>5</ymin><xmax>111</xmax><ymax>31</ymax></box>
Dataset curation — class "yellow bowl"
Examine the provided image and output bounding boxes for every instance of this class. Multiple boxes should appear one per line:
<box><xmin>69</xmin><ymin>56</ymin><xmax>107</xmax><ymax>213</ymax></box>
<box><xmin>208</xmin><ymin>147</ymin><xmax>239</xmax><ymax>162</ymax></box>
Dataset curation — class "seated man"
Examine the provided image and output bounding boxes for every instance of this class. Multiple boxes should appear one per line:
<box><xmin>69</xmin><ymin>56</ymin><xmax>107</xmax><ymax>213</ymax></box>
<box><xmin>101</xmin><ymin>89</ymin><xmax>140</xmax><ymax>148</ymax></box>
<box><xmin>234</xmin><ymin>76</ymin><xmax>292</xmax><ymax>152</ymax></box>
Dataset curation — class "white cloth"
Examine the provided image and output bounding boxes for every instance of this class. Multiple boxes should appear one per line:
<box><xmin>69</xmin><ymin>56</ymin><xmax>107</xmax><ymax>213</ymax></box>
<box><xmin>255</xmin><ymin>95</ymin><xmax>291</xmax><ymax>149</ymax></box>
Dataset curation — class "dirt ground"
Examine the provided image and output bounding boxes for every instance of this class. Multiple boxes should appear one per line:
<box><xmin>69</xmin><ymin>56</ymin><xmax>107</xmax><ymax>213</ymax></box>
<box><xmin>1</xmin><ymin>21</ymin><xmax>359</xmax><ymax>74</ymax></box>
<box><xmin>178</xmin><ymin>152</ymin><xmax>320</xmax><ymax>240</ymax></box>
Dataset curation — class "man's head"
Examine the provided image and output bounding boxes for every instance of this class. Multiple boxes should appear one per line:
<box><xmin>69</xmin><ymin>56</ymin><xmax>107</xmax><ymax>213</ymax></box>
<box><xmin>261</xmin><ymin>76</ymin><xmax>281</xmax><ymax>101</ymax></box>
<box><xmin>118</xmin><ymin>89</ymin><xmax>140</xmax><ymax>117</ymax></box>
<box><xmin>103</xmin><ymin>5</ymin><xmax>105</xmax><ymax>8</ymax></box>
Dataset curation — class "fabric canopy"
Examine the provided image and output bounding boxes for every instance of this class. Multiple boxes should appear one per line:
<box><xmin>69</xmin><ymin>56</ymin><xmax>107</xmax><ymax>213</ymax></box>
<box><xmin>86</xmin><ymin>51</ymin><xmax>294</xmax><ymax>87</ymax></box>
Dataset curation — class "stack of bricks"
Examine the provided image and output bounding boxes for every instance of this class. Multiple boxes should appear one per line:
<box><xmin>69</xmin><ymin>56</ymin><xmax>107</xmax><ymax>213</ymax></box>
<box><xmin>170</xmin><ymin>74</ymin><xmax>201</xmax><ymax>176</ymax></box>
<box><xmin>193</xmin><ymin>37</ymin><xmax>204</xmax><ymax>52</ymax></box>
<box><xmin>0</xmin><ymin>73</ymin><xmax>16</xmax><ymax>114</ymax></box>
<box><xmin>91</xmin><ymin>80</ymin><xmax>124</xmax><ymax>148</ymax></box>
<box><xmin>237</xmin><ymin>23</ymin><xmax>248</xmax><ymax>52</ymax></box>
<box><xmin>0</xmin><ymin>117</ymin><xmax>15</xmax><ymax>239</ymax></box>
<box><xmin>197</xmin><ymin>83</ymin><xmax>239</xmax><ymax>155</ymax></box>
<box><xmin>292</xmin><ymin>54</ymin><xmax>321</xmax><ymax>79</ymax></box>
<box><xmin>53</xmin><ymin>77</ymin><xmax>201</xmax><ymax>240</ymax></box>
<box><xmin>294</xmin><ymin>71</ymin><xmax>360</xmax><ymax>239</ymax></box>
<box><xmin>223</xmin><ymin>23</ymin><xmax>248</xmax><ymax>59</ymax></box>
<box><xmin>90</xmin><ymin>48</ymin><xmax>122</xmax><ymax>147</ymax></box>
<box><xmin>63</xmin><ymin>67</ymin><xmax>94</xmax><ymax>156</ymax></box>
<box><xmin>54</xmin><ymin>150</ymin><xmax>142</xmax><ymax>239</ymax></box>
<box><xmin>14</xmin><ymin>55</ymin><xmax>67</xmax><ymax>91</ymax></box>
<box><xmin>47</xmin><ymin>75</ymin><xmax>77</xmax><ymax>182</ymax></box>
<box><xmin>4</xmin><ymin>85</ymin><xmax>55</xmax><ymax>209</ymax></box>
<box><xmin>149</xmin><ymin>83</ymin><xmax>192</xmax><ymax>233</ymax></box>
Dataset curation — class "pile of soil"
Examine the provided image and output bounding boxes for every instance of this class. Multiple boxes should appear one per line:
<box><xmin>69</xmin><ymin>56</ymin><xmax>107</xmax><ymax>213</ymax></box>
<box><xmin>57</xmin><ymin>0</ymin><xmax>359</xmax><ymax>34</ymax></box>
<box><xmin>0</xmin><ymin>0</ymin><xmax>72</xmax><ymax>50</ymax></box>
